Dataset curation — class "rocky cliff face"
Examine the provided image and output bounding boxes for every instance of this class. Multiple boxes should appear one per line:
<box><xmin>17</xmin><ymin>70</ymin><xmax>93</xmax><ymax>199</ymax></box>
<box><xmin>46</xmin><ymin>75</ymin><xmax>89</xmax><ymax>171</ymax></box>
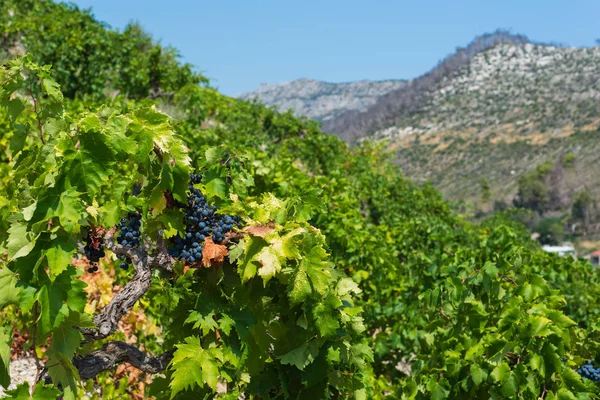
<box><xmin>237</xmin><ymin>78</ymin><xmax>406</xmax><ymax>122</ymax></box>
<box><xmin>365</xmin><ymin>43</ymin><xmax>600</xmax><ymax>142</ymax></box>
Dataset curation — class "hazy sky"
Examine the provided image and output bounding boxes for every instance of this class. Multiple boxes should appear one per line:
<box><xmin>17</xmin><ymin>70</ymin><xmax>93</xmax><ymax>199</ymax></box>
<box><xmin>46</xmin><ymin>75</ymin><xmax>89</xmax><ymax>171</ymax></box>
<box><xmin>62</xmin><ymin>0</ymin><xmax>599</xmax><ymax>96</ymax></box>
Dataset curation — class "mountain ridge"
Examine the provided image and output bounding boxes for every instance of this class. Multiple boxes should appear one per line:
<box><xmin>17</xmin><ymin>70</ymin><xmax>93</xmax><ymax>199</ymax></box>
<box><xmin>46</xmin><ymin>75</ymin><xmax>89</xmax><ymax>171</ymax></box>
<box><xmin>237</xmin><ymin>77</ymin><xmax>407</xmax><ymax>122</ymax></box>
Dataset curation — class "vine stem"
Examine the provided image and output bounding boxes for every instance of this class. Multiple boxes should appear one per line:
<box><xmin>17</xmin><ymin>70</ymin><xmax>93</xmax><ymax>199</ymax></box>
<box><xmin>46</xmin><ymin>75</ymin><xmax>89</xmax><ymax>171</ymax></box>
<box><xmin>31</xmin><ymin>302</ymin><xmax>43</xmax><ymax>392</ymax></box>
<box><xmin>461</xmin><ymin>268</ymin><xmax>480</xmax><ymax>284</ymax></box>
<box><xmin>28</xmin><ymin>80</ymin><xmax>45</xmax><ymax>145</ymax></box>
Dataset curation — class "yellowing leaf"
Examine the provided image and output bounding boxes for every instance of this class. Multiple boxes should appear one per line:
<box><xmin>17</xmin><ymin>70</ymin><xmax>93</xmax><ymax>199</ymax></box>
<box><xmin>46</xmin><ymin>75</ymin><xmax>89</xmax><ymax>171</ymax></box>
<box><xmin>256</xmin><ymin>246</ymin><xmax>282</xmax><ymax>284</ymax></box>
<box><xmin>22</xmin><ymin>201</ymin><xmax>37</xmax><ymax>221</ymax></box>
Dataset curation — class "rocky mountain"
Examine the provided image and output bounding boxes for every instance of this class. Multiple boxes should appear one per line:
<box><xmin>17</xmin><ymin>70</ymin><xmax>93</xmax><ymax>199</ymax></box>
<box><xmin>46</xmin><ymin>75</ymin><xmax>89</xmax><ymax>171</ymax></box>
<box><xmin>325</xmin><ymin>41</ymin><xmax>600</xmax><ymax>143</ymax></box>
<box><xmin>240</xmin><ymin>32</ymin><xmax>600</xmax><ymax>229</ymax></box>
<box><xmin>337</xmin><ymin>37</ymin><xmax>600</xmax><ymax>217</ymax></box>
<box><xmin>237</xmin><ymin>78</ymin><xmax>406</xmax><ymax>122</ymax></box>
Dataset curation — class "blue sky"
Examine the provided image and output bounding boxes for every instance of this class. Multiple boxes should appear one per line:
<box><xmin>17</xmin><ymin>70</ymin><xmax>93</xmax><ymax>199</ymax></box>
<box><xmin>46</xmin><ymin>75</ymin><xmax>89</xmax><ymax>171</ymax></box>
<box><xmin>62</xmin><ymin>0</ymin><xmax>599</xmax><ymax>96</ymax></box>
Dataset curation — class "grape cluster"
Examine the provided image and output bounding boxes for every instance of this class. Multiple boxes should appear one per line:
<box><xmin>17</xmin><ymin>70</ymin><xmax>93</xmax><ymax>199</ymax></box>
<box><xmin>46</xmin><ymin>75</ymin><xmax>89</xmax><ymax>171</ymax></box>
<box><xmin>577</xmin><ymin>361</ymin><xmax>600</xmax><ymax>382</ymax></box>
<box><xmin>84</xmin><ymin>230</ymin><xmax>105</xmax><ymax>273</ymax></box>
<box><xmin>168</xmin><ymin>174</ymin><xmax>241</xmax><ymax>264</ymax></box>
<box><xmin>115</xmin><ymin>213</ymin><xmax>142</xmax><ymax>270</ymax></box>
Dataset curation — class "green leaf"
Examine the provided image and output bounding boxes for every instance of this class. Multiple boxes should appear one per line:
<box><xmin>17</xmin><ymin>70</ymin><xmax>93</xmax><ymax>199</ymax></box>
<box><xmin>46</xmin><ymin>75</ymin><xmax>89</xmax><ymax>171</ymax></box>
<box><xmin>9</xmin><ymin>124</ymin><xmax>28</xmax><ymax>154</ymax></box>
<box><xmin>62</xmin><ymin>128</ymin><xmax>115</xmax><ymax>198</ymax></box>
<box><xmin>0</xmin><ymin>327</ymin><xmax>11</xmax><ymax>388</ymax></box>
<box><xmin>562</xmin><ymin>367</ymin><xmax>586</xmax><ymax>392</ymax></box>
<box><xmin>547</xmin><ymin>311</ymin><xmax>577</xmax><ymax>329</ymax></box>
<box><xmin>526</xmin><ymin>316</ymin><xmax>554</xmax><ymax>338</ymax></box>
<box><xmin>0</xmin><ymin>268</ymin><xmax>20</xmax><ymax>309</ymax></box>
<box><xmin>289</xmin><ymin>268</ymin><xmax>311</xmax><ymax>305</ymax></box>
<box><xmin>169</xmin><ymin>337</ymin><xmax>221</xmax><ymax>397</ymax></box>
<box><xmin>6</xmin><ymin>98</ymin><xmax>25</xmax><ymax>123</ymax></box>
<box><xmin>500</xmin><ymin>371</ymin><xmax>519</xmax><ymax>397</ymax></box>
<box><xmin>3</xmin><ymin>382</ymin><xmax>62</xmax><ymax>399</ymax></box>
<box><xmin>470</xmin><ymin>363</ymin><xmax>487</xmax><ymax>386</ymax></box>
<box><xmin>556</xmin><ymin>388</ymin><xmax>577</xmax><ymax>400</ymax></box>
<box><xmin>426</xmin><ymin>377</ymin><xmax>449</xmax><ymax>400</ymax></box>
<box><xmin>279</xmin><ymin>340</ymin><xmax>319</xmax><ymax>370</ymax></box>
<box><xmin>22</xmin><ymin>202</ymin><xmax>37</xmax><ymax>222</ymax></box>
<box><xmin>50</xmin><ymin>313</ymin><xmax>86</xmax><ymax>359</ymax></box>
<box><xmin>7</xmin><ymin>223</ymin><xmax>37</xmax><ymax>260</ymax></box>
<box><xmin>45</xmin><ymin>236</ymin><xmax>77</xmax><ymax>278</ymax></box>
<box><xmin>37</xmin><ymin>267</ymin><xmax>88</xmax><ymax>336</ymax></box>
<box><xmin>490</xmin><ymin>362</ymin><xmax>510</xmax><ymax>382</ymax></box>
<box><xmin>313</xmin><ymin>295</ymin><xmax>342</xmax><ymax>337</ymax></box>
<box><xmin>46</xmin><ymin>352</ymin><xmax>79</xmax><ymax>400</ymax></box>
<box><xmin>204</xmin><ymin>147</ymin><xmax>220</xmax><ymax>164</ymax></box>
<box><xmin>204</xmin><ymin>177</ymin><xmax>227</xmax><ymax>200</ymax></box>
<box><xmin>56</xmin><ymin>189</ymin><xmax>85</xmax><ymax>234</ymax></box>
<box><xmin>336</xmin><ymin>278</ymin><xmax>361</xmax><ymax>296</ymax></box>
<box><xmin>184</xmin><ymin>311</ymin><xmax>219</xmax><ymax>336</ymax></box>
<box><xmin>41</xmin><ymin>77</ymin><xmax>64</xmax><ymax>102</ymax></box>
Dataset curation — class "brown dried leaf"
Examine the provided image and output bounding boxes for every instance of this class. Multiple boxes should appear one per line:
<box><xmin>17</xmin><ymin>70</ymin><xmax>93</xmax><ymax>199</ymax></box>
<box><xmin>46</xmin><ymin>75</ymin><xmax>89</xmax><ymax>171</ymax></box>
<box><xmin>245</xmin><ymin>222</ymin><xmax>275</xmax><ymax>238</ymax></box>
<box><xmin>202</xmin><ymin>237</ymin><xmax>228</xmax><ymax>268</ymax></box>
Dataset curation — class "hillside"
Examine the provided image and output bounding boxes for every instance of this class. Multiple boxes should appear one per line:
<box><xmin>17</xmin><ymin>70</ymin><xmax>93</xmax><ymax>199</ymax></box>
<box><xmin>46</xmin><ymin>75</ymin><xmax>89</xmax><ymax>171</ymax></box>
<box><xmin>237</xmin><ymin>78</ymin><xmax>406</xmax><ymax>122</ymax></box>
<box><xmin>386</xmin><ymin>43</ymin><xmax>600</xmax><ymax>224</ymax></box>
<box><xmin>244</xmin><ymin>32</ymin><xmax>600</xmax><ymax>229</ymax></box>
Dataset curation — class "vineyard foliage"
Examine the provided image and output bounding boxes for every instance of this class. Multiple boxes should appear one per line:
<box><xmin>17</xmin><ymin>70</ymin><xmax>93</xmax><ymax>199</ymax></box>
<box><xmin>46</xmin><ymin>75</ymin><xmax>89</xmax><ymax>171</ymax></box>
<box><xmin>1</xmin><ymin>1</ymin><xmax>600</xmax><ymax>399</ymax></box>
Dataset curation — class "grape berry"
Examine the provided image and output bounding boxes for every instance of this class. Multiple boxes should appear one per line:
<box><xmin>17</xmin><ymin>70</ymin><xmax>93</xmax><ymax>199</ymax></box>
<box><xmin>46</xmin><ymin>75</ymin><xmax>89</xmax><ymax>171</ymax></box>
<box><xmin>168</xmin><ymin>174</ymin><xmax>241</xmax><ymax>263</ymax></box>
<box><xmin>577</xmin><ymin>360</ymin><xmax>600</xmax><ymax>382</ymax></box>
<box><xmin>84</xmin><ymin>229</ymin><xmax>105</xmax><ymax>273</ymax></box>
<box><xmin>115</xmin><ymin>212</ymin><xmax>142</xmax><ymax>270</ymax></box>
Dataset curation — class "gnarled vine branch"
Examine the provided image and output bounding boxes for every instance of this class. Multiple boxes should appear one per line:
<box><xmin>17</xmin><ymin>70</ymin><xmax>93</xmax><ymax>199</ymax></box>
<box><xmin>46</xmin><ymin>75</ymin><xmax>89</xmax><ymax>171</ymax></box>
<box><xmin>79</xmin><ymin>229</ymin><xmax>174</xmax><ymax>363</ymax></box>
<box><xmin>73</xmin><ymin>341</ymin><xmax>175</xmax><ymax>380</ymax></box>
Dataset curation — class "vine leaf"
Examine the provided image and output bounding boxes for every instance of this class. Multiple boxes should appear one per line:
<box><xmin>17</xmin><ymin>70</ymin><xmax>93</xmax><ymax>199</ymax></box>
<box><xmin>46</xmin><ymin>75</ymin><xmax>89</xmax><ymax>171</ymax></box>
<box><xmin>37</xmin><ymin>267</ymin><xmax>88</xmax><ymax>336</ymax></box>
<box><xmin>7</xmin><ymin>223</ymin><xmax>37</xmax><ymax>260</ymax></box>
<box><xmin>0</xmin><ymin>327</ymin><xmax>10</xmax><ymax>388</ymax></box>
<box><xmin>289</xmin><ymin>268</ymin><xmax>311</xmax><ymax>305</ymax></box>
<box><xmin>204</xmin><ymin>177</ymin><xmax>227</xmax><ymax>200</ymax></box>
<box><xmin>245</xmin><ymin>223</ymin><xmax>274</xmax><ymax>238</ymax></box>
<box><xmin>56</xmin><ymin>189</ymin><xmax>85</xmax><ymax>235</ymax></box>
<box><xmin>0</xmin><ymin>268</ymin><xmax>20</xmax><ymax>309</ymax></box>
<box><xmin>50</xmin><ymin>312</ymin><xmax>93</xmax><ymax>359</ymax></box>
<box><xmin>470</xmin><ymin>363</ymin><xmax>487</xmax><ymax>386</ymax></box>
<box><xmin>204</xmin><ymin>147</ymin><xmax>219</xmax><ymax>164</ymax></box>
<box><xmin>44</xmin><ymin>236</ymin><xmax>77</xmax><ymax>278</ymax></box>
<box><xmin>46</xmin><ymin>352</ymin><xmax>80</xmax><ymax>400</ymax></box>
<box><xmin>202</xmin><ymin>238</ymin><xmax>227</xmax><ymax>268</ymax></box>
<box><xmin>169</xmin><ymin>337</ymin><xmax>220</xmax><ymax>397</ymax></box>
<box><xmin>22</xmin><ymin>201</ymin><xmax>37</xmax><ymax>222</ymax></box>
<box><xmin>256</xmin><ymin>246</ymin><xmax>282</xmax><ymax>284</ymax></box>
<box><xmin>41</xmin><ymin>77</ymin><xmax>63</xmax><ymax>102</ymax></box>
<box><xmin>3</xmin><ymin>381</ymin><xmax>62</xmax><ymax>399</ymax></box>
<box><xmin>279</xmin><ymin>340</ymin><xmax>319</xmax><ymax>371</ymax></box>
<box><xmin>427</xmin><ymin>378</ymin><xmax>450</xmax><ymax>400</ymax></box>
<box><xmin>184</xmin><ymin>311</ymin><xmax>219</xmax><ymax>336</ymax></box>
